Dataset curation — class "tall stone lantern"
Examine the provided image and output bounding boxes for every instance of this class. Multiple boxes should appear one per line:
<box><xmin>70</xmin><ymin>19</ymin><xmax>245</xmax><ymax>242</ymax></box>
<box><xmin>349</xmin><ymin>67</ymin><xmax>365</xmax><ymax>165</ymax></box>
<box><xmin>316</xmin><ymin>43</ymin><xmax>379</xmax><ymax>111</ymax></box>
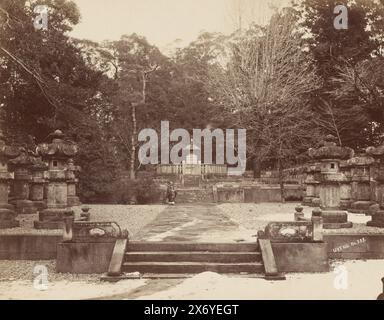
<box><xmin>8</xmin><ymin>148</ymin><xmax>37</xmax><ymax>214</ymax></box>
<box><xmin>308</xmin><ymin>135</ymin><xmax>354</xmax><ymax>229</ymax></box>
<box><xmin>0</xmin><ymin>138</ymin><xmax>20</xmax><ymax>228</ymax></box>
<box><xmin>339</xmin><ymin>160</ymin><xmax>353</xmax><ymax>210</ymax></box>
<box><xmin>30</xmin><ymin>157</ymin><xmax>48</xmax><ymax>211</ymax></box>
<box><xmin>348</xmin><ymin>155</ymin><xmax>374</xmax><ymax>213</ymax></box>
<box><xmin>34</xmin><ymin>130</ymin><xmax>78</xmax><ymax>229</ymax></box>
<box><xmin>67</xmin><ymin>158</ymin><xmax>81</xmax><ymax>206</ymax></box>
<box><xmin>366</xmin><ymin>144</ymin><xmax>384</xmax><ymax>227</ymax></box>
<box><xmin>302</xmin><ymin>162</ymin><xmax>321</xmax><ymax>207</ymax></box>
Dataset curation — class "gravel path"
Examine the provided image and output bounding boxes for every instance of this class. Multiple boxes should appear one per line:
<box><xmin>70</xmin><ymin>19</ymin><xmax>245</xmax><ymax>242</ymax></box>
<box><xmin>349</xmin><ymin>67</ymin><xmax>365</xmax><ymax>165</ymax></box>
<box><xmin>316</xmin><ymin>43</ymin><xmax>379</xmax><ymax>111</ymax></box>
<box><xmin>73</xmin><ymin>204</ymin><xmax>167</xmax><ymax>238</ymax></box>
<box><xmin>0</xmin><ymin>204</ymin><xmax>167</xmax><ymax>238</ymax></box>
<box><xmin>0</xmin><ymin>259</ymin><xmax>146</xmax><ymax>300</ymax></box>
<box><xmin>218</xmin><ymin>202</ymin><xmax>300</xmax><ymax>232</ymax></box>
<box><xmin>218</xmin><ymin>202</ymin><xmax>384</xmax><ymax>234</ymax></box>
<box><xmin>0</xmin><ymin>260</ymin><xmax>99</xmax><ymax>282</ymax></box>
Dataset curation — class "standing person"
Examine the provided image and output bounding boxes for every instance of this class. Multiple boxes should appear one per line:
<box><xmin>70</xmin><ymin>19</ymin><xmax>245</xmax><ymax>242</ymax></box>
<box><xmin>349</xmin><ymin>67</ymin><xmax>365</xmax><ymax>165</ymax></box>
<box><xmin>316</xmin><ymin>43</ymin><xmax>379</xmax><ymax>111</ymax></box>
<box><xmin>166</xmin><ymin>181</ymin><xmax>177</xmax><ymax>205</ymax></box>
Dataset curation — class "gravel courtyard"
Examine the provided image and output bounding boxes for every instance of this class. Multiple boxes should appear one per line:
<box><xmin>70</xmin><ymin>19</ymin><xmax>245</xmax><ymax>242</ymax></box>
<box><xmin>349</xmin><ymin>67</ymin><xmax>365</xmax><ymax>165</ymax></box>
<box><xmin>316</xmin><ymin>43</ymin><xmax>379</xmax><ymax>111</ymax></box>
<box><xmin>0</xmin><ymin>204</ymin><xmax>166</xmax><ymax>238</ymax></box>
<box><xmin>0</xmin><ymin>202</ymin><xmax>383</xmax><ymax>300</ymax></box>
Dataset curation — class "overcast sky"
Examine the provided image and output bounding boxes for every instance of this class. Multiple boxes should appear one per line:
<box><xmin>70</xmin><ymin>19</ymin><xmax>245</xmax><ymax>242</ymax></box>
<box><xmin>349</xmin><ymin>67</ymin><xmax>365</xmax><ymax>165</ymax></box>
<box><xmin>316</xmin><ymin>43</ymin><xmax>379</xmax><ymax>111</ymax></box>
<box><xmin>70</xmin><ymin>0</ymin><xmax>291</xmax><ymax>52</ymax></box>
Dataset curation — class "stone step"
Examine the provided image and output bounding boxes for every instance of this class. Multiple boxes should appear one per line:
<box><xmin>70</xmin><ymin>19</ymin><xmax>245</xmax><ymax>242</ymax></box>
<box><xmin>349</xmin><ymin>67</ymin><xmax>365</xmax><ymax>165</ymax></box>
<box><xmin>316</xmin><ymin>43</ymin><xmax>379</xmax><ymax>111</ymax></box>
<box><xmin>122</xmin><ymin>261</ymin><xmax>263</xmax><ymax>274</ymax></box>
<box><xmin>101</xmin><ymin>273</ymin><xmax>266</xmax><ymax>281</ymax></box>
<box><xmin>127</xmin><ymin>241</ymin><xmax>258</xmax><ymax>252</ymax></box>
<box><xmin>125</xmin><ymin>251</ymin><xmax>262</xmax><ymax>263</ymax></box>
<box><xmin>175</xmin><ymin>189</ymin><xmax>214</xmax><ymax>203</ymax></box>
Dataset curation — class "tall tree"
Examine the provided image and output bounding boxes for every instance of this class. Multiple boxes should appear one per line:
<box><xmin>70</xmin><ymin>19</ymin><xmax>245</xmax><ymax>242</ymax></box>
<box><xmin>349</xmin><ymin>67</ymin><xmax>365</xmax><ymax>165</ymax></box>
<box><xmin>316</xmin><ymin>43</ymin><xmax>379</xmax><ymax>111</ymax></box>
<box><xmin>210</xmin><ymin>8</ymin><xmax>320</xmax><ymax>197</ymax></box>
<box><xmin>295</xmin><ymin>0</ymin><xmax>384</xmax><ymax>149</ymax></box>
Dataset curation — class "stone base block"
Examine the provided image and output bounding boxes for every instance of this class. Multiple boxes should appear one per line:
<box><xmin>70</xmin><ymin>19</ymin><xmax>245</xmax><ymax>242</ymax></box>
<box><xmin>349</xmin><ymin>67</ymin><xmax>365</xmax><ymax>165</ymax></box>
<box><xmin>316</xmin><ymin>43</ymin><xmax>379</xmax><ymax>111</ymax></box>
<box><xmin>0</xmin><ymin>208</ymin><xmax>16</xmax><ymax>219</ymax></box>
<box><xmin>0</xmin><ymin>203</ymin><xmax>15</xmax><ymax>210</ymax></box>
<box><xmin>0</xmin><ymin>234</ymin><xmax>61</xmax><ymax>260</ymax></box>
<box><xmin>340</xmin><ymin>200</ymin><xmax>352</xmax><ymax>210</ymax></box>
<box><xmin>32</xmin><ymin>200</ymin><xmax>46</xmax><ymax>211</ymax></box>
<box><xmin>367</xmin><ymin>221</ymin><xmax>384</xmax><ymax>228</ymax></box>
<box><xmin>367</xmin><ymin>211</ymin><xmax>384</xmax><ymax>228</ymax></box>
<box><xmin>14</xmin><ymin>200</ymin><xmax>37</xmax><ymax>214</ymax></box>
<box><xmin>67</xmin><ymin>196</ymin><xmax>81</xmax><ymax>207</ymax></box>
<box><xmin>0</xmin><ymin>208</ymin><xmax>19</xmax><ymax>229</ymax></box>
<box><xmin>57</xmin><ymin>241</ymin><xmax>115</xmax><ymax>274</ymax></box>
<box><xmin>302</xmin><ymin>197</ymin><xmax>314</xmax><ymax>206</ymax></box>
<box><xmin>0</xmin><ymin>220</ymin><xmax>20</xmax><ymax>229</ymax></box>
<box><xmin>349</xmin><ymin>201</ymin><xmax>372</xmax><ymax>214</ymax></box>
<box><xmin>34</xmin><ymin>208</ymin><xmax>74</xmax><ymax>230</ymax></box>
<box><xmin>323</xmin><ymin>222</ymin><xmax>353</xmax><ymax>229</ymax></box>
<box><xmin>311</xmin><ymin>198</ymin><xmax>320</xmax><ymax>207</ymax></box>
<box><xmin>271</xmin><ymin>242</ymin><xmax>329</xmax><ymax>272</ymax></box>
<box><xmin>322</xmin><ymin>210</ymin><xmax>352</xmax><ymax>229</ymax></box>
<box><xmin>34</xmin><ymin>220</ymin><xmax>63</xmax><ymax>230</ymax></box>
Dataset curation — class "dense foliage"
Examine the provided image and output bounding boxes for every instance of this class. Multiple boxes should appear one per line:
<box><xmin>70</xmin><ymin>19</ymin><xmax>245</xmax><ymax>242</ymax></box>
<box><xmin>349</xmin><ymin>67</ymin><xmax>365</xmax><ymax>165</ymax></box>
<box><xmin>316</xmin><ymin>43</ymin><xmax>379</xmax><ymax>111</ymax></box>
<box><xmin>1</xmin><ymin>0</ymin><xmax>384</xmax><ymax>202</ymax></box>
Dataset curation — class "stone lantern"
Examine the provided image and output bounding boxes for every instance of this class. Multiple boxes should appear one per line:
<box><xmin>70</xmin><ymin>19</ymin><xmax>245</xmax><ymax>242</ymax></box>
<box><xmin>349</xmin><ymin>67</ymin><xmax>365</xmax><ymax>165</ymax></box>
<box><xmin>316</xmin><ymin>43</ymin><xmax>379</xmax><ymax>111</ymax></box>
<box><xmin>308</xmin><ymin>135</ymin><xmax>354</xmax><ymax>228</ymax></box>
<box><xmin>67</xmin><ymin>158</ymin><xmax>81</xmax><ymax>206</ymax></box>
<box><xmin>302</xmin><ymin>162</ymin><xmax>321</xmax><ymax>207</ymax></box>
<box><xmin>365</xmin><ymin>144</ymin><xmax>384</xmax><ymax>227</ymax></box>
<box><xmin>347</xmin><ymin>155</ymin><xmax>374</xmax><ymax>213</ymax></box>
<box><xmin>339</xmin><ymin>160</ymin><xmax>353</xmax><ymax>210</ymax></box>
<box><xmin>0</xmin><ymin>138</ymin><xmax>20</xmax><ymax>228</ymax></box>
<box><xmin>34</xmin><ymin>130</ymin><xmax>78</xmax><ymax>229</ymax></box>
<box><xmin>30</xmin><ymin>157</ymin><xmax>48</xmax><ymax>211</ymax></box>
<box><xmin>8</xmin><ymin>148</ymin><xmax>37</xmax><ymax>214</ymax></box>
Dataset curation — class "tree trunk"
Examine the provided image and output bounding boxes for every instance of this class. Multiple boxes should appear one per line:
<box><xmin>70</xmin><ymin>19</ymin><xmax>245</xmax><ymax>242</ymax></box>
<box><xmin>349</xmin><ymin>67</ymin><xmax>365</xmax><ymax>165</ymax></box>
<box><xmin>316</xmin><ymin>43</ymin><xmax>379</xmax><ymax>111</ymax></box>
<box><xmin>278</xmin><ymin>156</ymin><xmax>285</xmax><ymax>203</ymax></box>
<box><xmin>253</xmin><ymin>157</ymin><xmax>261</xmax><ymax>179</ymax></box>
<box><xmin>129</xmin><ymin>103</ymin><xmax>137</xmax><ymax>180</ymax></box>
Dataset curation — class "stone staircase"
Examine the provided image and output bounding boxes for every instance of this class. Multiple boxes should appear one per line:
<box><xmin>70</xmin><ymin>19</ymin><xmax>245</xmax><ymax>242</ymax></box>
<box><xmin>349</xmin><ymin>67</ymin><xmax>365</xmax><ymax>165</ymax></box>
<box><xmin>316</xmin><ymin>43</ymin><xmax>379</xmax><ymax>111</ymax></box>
<box><xmin>175</xmin><ymin>188</ymin><xmax>214</xmax><ymax>203</ymax></box>
<box><xmin>103</xmin><ymin>241</ymin><xmax>276</xmax><ymax>280</ymax></box>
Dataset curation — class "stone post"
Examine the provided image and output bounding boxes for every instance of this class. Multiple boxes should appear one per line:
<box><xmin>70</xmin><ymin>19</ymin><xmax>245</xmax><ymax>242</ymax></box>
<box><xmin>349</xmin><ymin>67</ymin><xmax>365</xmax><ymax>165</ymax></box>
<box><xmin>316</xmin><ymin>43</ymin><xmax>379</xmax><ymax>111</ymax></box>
<box><xmin>34</xmin><ymin>130</ymin><xmax>78</xmax><ymax>229</ymax></box>
<box><xmin>30</xmin><ymin>157</ymin><xmax>48</xmax><ymax>211</ymax></box>
<box><xmin>311</xmin><ymin>208</ymin><xmax>323</xmax><ymax>241</ymax></box>
<box><xmin>347</xmin><ymin>155</ymin><xmax>374</xmax><ymax>213</ymax></box>
<box><xmin>66</xmin><ymin>158</ymin><xmax>81</xmax><ymax>206</ymax></box>
<box><xmin>8</xmin><ymin>149</ymin><xmax>37</xmax><ymax>214</ymax></box>
<box><xmin>0</xmin><ymin>138</ymin><xmax>20</xmax><ymax>228</ymax></box>
<box><xmin>365</xmin><ymin>145</ymin><xmax>384</xmax><ymax>227</ymax></box>
<box><xmin>308</xmin><ymin>135</ymin><xmax>354</xmax><ymax>229</ymax></box>
<box><xmin>294</xmin><ymin>205</ymin><xmax>305</xmax><ymax>221</ymax></box>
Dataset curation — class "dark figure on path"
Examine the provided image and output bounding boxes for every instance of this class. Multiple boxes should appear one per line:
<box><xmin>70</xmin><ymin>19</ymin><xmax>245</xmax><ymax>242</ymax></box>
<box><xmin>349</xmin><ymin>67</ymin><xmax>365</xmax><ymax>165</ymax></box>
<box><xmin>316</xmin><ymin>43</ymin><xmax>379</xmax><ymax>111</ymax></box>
<box><xmin>377</xmin><ymin>277</ymin><xmax>384</xmax><ymax>300</ymax></box>
<box><xmin>166</xmin><ymin>181</ymin><xmax>177</xmax><ymax>205</ymax></box>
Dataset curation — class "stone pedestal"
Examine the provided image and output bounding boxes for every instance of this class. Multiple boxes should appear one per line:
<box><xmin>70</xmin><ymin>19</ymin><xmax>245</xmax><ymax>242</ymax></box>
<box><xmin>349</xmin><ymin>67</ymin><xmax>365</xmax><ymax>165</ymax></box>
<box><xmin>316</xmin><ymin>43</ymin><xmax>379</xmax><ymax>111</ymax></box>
<box><xmin>308</xmin><ymin>135</ymin><xmax>354</xmax><ymax>229</ymax></box>
<box><xmin>367</xmin><ymin>211</ymin><xmax>384</xmax><ymax>227</ymax></box>
<box><xmin>347</xmin><ymin>156</ymin><xmax>374</xmax><ymax>213</ymax></box>
<box><xmin>66</xmin><ymin>159</ymin><xmax>81</xmax><ymax>206</ymax></box>
<box><xmin>0</xmin><ymin>139</ymin><xmax>20</xmax><ymax>228</ymax></box>
<box><xmin>9</xmin><ymin>150</ymin><xmax>36</xmax><ymax>215</ymax></box>
<box><xmin>34</xmin><ymin>130</ymin><xmax>78</xmax><ymax>229</ymax></box>
<box><xmin>30</xmin><ymin>159</ymin><xmax>48</xmax><ymax>211</ymax></box>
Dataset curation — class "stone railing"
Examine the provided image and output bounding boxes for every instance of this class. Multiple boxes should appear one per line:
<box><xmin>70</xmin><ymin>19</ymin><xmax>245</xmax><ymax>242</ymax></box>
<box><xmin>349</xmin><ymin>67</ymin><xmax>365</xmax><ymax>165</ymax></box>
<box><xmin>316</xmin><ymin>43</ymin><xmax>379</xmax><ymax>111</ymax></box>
<box><xmin>156</xmin><ymin>163</ymin><xmax>227</xmax><ymax>176</ymax></box>
<box><xmin>258</xmin><ymin>206</ymin><xmax>323</xmax><ymax>242</ymax></box>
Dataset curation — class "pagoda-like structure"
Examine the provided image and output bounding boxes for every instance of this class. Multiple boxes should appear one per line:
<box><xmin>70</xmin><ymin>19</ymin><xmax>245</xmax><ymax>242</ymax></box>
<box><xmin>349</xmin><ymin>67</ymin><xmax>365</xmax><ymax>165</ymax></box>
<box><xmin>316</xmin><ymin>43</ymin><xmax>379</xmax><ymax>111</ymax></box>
<box><xmin>34</xmin><ymin>130</ymin><xmax>78</xmax><ymax>229</ymax></box>
<box><xmin>0</xmin><ymin>138</ymin><xmax>20</xmax><ymax>228</ymax></box>
<box><xmin>366</xmin><ymin>143</ymin><xmax>384</xmax><ymax>227</ymax></box>
<box><xmin>308</xmin><ymin>135</ymin><xmax>354</xmax><ymax>228</ymax></box>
